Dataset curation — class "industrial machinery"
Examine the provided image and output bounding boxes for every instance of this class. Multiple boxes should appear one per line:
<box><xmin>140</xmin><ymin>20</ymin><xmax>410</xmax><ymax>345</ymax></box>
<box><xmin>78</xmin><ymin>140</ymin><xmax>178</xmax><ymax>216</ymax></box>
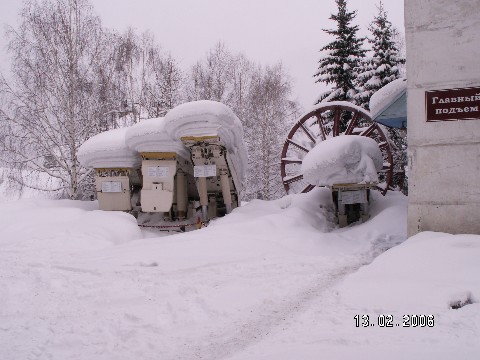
<box><xmin>78</xmin><ymin>101</ymin><xmax>246</xmax><ymax>232</ymax></box>
<box><xmin>95</xmin><ymin>167</ymin><xmax>142</xmax><ymax>211</ymax></box>
<box><xmin>182</xmin><ymin>136</ymin><xmax>240</xmax><ymax>221</ymax></box>
<box><xmin>77</xmin><ymin>127</ymin><xmax>142</xmax><ymax>212</ymax></box>
<box><xmin>137</xmin><ymin>152</ymin><xmax>197</xmax><ymax>219</ymax></box>
<box><xmin>331</xmin><ymin>183</ymin><xmax>373</xmax><ymax>227</ymax></box>
<box><xmin>280</xmin><ymin>102</ymin><xmax>394</xmax><ymax>227</ymax></box>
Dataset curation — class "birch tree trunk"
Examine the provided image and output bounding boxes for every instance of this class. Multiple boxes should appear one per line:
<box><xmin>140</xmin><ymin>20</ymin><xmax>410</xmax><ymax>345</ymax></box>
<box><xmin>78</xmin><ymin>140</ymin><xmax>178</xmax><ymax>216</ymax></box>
<box><xmin>0</xmin><ymin>0</ymin><xmax>107</xmax><ymax>199</ymax></box>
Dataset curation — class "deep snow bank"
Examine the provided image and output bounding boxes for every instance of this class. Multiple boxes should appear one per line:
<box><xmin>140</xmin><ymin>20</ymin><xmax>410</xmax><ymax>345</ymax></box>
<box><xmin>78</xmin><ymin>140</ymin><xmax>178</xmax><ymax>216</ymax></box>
<box><xmin>0</xmin><ymin>198</ymin><xmax>142</xmax><ymax>250</ymax></box>
<box><xmin>338</xmin><ymin>231</ymin><xmax>480</xmax><ymax>312</ymax></box>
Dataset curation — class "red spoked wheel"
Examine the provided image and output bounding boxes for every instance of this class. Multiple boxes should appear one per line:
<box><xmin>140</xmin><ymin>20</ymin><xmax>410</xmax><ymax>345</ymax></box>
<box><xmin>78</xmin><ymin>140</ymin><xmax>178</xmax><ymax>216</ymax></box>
<box><xmin>280</xmin><ymin>101</ymin><xmax>394</xmax><ymax>195</ymax></box>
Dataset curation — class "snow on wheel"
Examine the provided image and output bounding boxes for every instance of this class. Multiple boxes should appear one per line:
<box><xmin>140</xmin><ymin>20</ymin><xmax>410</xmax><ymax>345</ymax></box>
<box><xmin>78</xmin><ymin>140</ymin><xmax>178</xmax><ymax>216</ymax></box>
<box><xmin>280</xmin><ymin>101</ymin><xmax>393</xmax><ymax>195</ymax></box>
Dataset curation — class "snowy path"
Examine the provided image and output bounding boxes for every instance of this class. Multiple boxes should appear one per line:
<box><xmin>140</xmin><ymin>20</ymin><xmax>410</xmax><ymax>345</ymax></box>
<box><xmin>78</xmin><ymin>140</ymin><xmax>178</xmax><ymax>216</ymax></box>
<box><xmin>176</xmin><ymin>265</ymin><xmax>361</xmax><ymax>360</ymax></box>
<box><xmin>173</xmin><ymin>234</ymin><xmax>402</xmax><ymax>360</ymax></box>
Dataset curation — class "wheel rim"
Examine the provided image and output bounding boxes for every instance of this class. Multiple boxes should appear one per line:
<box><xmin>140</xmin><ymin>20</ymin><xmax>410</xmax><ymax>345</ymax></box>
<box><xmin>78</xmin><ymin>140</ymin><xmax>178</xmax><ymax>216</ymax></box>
<box><xmin>280</xmin><ymin>101</ymin><xmax>394</xmax><ymax>195</ymax></box>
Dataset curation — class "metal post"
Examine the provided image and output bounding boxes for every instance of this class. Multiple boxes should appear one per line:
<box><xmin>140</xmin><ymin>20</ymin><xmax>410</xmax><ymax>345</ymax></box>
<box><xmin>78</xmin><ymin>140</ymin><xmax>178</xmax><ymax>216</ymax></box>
<box><xmin>176</xmin><ymin>170</ymin><xmax>186</xmax><ymax>219</ymax></box>
<box><xmin>197</xmin><ymin>176</ymin><xmax>208</xmax><ymax>221</ymax></box>
<box><xmin>219</xmin><ymin>168</ymin><xmax>232</xmax><ymax>214</ymax></box>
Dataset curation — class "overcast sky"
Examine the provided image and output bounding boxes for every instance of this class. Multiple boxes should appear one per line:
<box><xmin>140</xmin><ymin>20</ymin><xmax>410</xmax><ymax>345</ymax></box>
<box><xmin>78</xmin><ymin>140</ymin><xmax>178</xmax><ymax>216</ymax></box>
<box><xmin>0</xmin><ymin>0</ymin><xmax>404</xmax><ymax>109</ymax></box>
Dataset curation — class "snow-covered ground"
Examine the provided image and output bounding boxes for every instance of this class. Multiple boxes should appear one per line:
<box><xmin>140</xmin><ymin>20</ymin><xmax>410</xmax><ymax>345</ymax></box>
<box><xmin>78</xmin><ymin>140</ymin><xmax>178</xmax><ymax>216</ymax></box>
<box><xmin>0</xmin><ymin>188</ymin><xmax>479</xmax><ymax>359</ymax></box>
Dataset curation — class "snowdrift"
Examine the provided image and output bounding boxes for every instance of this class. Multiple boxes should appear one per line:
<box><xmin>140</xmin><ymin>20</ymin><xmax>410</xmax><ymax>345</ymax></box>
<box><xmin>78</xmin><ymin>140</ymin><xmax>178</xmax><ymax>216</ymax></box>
<box><xmin>301</xmin><ymin>135</ymin><xmax>383</xmax><ymax>186</ymax></box>
<box><xmin>338</xmin><ymin>231</ymin><xmax>480</xmax><ymax>312</ymax></box>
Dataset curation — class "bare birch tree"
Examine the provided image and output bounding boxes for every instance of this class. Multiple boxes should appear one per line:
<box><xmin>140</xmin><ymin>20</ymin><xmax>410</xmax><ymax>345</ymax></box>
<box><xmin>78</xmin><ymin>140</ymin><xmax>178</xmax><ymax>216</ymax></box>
<box><xmin>184</xmin><ymin>42</ymin><xmax>233</xmax><ymax>103</ymax></box>
<box><xmin>137</xmin><ymin>33</ymin><xmax>183</xmax><ymax>117</ymax></box>
<box><xmin>245</xmin><ymin>63</ymin><xmax>300</xmax><ymax>200</ymax></box>
<box><xmin>0</xmin><ymin>0</ymin><xmax>108</xmax><ymax>199</ymax></box>
<box><xmin>108</xmin><ymin>29</ymin><xmax>183</xmax><ymax>123</ymax></box>
<box><xmin>184</xmin><ymin>43</ymin><xmax>300</xmax><ymax>200</ymax></box>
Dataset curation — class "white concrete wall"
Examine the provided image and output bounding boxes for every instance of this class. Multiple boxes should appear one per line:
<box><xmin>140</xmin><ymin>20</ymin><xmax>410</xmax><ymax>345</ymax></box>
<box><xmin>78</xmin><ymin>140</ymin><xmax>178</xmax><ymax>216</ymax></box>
<box><xmin>406</xmin><ymin>0</ymin><xmax>480</xmax><ymax>236</ymax></box>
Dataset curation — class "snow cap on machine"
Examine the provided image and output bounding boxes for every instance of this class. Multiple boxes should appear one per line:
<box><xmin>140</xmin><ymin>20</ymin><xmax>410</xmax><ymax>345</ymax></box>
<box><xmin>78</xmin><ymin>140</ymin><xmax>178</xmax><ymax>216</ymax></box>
<box><xmin>163</xmin><ymin>100</ymin><xmax>248</xmax><ymax>182</ymax></box>
<box><xmin>301</xmin><ymin>135</ymin><xmax>383</xmax><ymax>186</ymax></box>
<box><xmin>164</xmin><ymin>100</ymin><xmax>243</xmax><ymax>146</ymax></box>
<box><xmin>125</xmin><ymin>117</ymin><xmax>190</xmax><ymax>159</ymax></box>
<box><xmin>78</xmin><ymin>127</ymin><xmax>141</xmax><ymax>169</ymax></box>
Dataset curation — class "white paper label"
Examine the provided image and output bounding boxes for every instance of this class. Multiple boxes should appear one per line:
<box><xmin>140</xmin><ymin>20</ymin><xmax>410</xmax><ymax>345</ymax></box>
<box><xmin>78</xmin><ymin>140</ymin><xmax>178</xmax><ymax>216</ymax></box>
<box><xmin>101</xmin><ymin>181</ymin><xmax>122</xmax><ymax>193</ymax></box>
<box><xmin>194</xmin><ymin>165</ymin><xmax>217</xmax><ymax>177</ymax></box>
<box><xmin>340</xmin><ymin>190</ymin><xmax>367</xmax><ymax>204</ymax></box>
<box><xmin>148</xmin><ymin>166</ymin><xmax>169</xmax><ymax>178</ymax></box>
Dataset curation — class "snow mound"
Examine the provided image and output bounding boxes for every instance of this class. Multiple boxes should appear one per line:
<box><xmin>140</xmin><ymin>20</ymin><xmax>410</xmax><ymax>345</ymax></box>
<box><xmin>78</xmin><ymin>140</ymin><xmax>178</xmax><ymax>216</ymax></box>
<box><xmin>369</xmin><ymin>78</ymin><xmax>407</xmax><ymax>119</ymax></box>
<box><xmin>164</xmin><ymin>100</ymin><xmax>248</xmax><ymax>182</ymax></box>
<box><xmin>0</xmin><ymin>199</ymin><xmax>142</xmax><ymax>250</ymax></box>
<box><xmin>301</xmin><ymin>135</ymin><xmax>383</xmax><ymax>186</ymax></box>
<box><xmin>338</xmin><ymin>231</ymin><xmax>480</xmax><ymax>312</ymax></box>
<box><xmin>125</xmin><ymin>117</ymin><xmax>190</xmax><ymax>159</ymax></box>
<box><xmin>78</xmin><ymin>127</ymin><xmax>141</xmax><ymax>169</ymax></box>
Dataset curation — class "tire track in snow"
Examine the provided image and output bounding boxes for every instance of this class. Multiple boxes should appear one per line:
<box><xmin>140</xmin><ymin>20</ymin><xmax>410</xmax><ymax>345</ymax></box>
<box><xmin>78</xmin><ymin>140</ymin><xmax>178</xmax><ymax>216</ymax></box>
<box><xmin>174</xmin><ymin>234</ymin><xmax>404</xmax><ymax>360</ymax></box>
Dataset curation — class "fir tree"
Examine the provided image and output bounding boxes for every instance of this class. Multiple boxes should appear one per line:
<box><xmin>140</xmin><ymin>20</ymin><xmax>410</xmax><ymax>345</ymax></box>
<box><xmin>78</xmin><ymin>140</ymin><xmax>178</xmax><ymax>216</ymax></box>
<box><xmin>314</xmin><ymin>0</ymin><xmax>366</xmax><ymax>104</ymax></box>
<box><xmin>355</xmin><ymin>2</ymin><xmax>407</xmax><ymax>193</ymax></box>
<box><xmin>355</xmin><ymin>1</ymin><xmax>405</xmax><ymax>110</ymax></box>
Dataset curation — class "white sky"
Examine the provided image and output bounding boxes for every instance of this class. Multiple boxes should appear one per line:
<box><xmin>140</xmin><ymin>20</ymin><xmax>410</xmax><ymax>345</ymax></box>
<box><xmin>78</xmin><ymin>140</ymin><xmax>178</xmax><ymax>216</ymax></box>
<box><xmin>0</xmin><ymin>0</ymin><xmax>404</xmax><ymax>109</ymax></box>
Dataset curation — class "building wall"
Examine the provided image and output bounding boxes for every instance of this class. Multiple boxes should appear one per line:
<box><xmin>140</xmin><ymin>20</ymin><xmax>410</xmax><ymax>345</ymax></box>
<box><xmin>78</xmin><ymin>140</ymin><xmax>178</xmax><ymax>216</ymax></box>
<box><xmin>406</xmin><ymin>0</ymin><xmax>480</xmax><ymax>236</ymax></box>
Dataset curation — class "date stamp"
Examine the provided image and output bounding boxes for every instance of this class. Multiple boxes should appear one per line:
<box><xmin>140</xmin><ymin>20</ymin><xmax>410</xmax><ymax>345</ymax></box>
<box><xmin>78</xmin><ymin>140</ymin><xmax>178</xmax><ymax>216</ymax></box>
<box><xmin>354</xmin><ymin>314</ymin><xmax>435</xmax><ymax>328</ymax></box>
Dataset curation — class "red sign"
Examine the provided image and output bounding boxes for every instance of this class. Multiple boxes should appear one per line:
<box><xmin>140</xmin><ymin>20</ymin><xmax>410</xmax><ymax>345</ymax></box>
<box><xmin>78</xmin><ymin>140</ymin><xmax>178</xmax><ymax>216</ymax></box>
<box><xmin>425</xmin><ymin>86</ymin><xmax>480</xmax><ymax>122</ymax></box>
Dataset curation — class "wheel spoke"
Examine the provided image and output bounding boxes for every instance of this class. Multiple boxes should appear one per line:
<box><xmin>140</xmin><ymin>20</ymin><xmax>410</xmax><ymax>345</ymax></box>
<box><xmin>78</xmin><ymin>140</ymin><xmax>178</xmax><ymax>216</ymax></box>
<box><xmin>287</xmin><ymin>139</ymin><xmax>309</xmax><ymax>152</ymax></box>
<box><xmin>379</xmin><ymin>163</ymin><xmax>392</xmax><ymax>172</ymax></box>
<box><xmin>283</xmin><ymin>174</ymin><xmax>303</xmax><ymax>185</ymax></box>
<box><xmin>378</xmin><ymin>141</ymin><xmax>388</xmax><ymax>150</ymax></box>
<box><xmin>360</xmin><ymin>123</ymin><xmax>377</xmax><ymax>137</ymax></box>
<box><xmin>281</xmin><ymin>158</ymin><xmax>302</xmax><ymax>165</ymax></box>
<box><xmin>333</xmin><ymin>107</ymin><xmax>341</xmax><ymax>137</ymax></box>
<box><xmin>301</xmin><ymin>184</ymin><xmax>316</xmax><ymax>193</ymax></box>
<box><xmin>315</xmin><ymin>114</ymin><xmax>327</xmax><ymax>141</ymax></box>
<box><xmin>345</xmin><ymin>111</ymin><xmax>360</xmax><ymax>135</ymax></box>
<box><xmin>299</xmin><ymin>122</ymin><xmax>316</xmax><ymax>143</ymax></box>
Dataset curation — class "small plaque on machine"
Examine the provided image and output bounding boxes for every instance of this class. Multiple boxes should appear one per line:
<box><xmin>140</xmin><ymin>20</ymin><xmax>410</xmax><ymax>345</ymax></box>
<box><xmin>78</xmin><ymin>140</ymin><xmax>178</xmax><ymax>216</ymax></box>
<box><xmin>339</xmin><ymin>190</ymin><xmax>368</xmax><ymax>204</ymax></box>
<box><xmin>148</xmin><ymin>166</ymin><xmax>170</xmax><ymax>178</ymax></box>
<box><xmin>194</xmin><ymin>165</ymin><xmax>217</xmax><ymax>177</ymax></box>
<box><xmin>101</xmin><ymin>181</ymin><xmax>122</xmax><ymax>193</ymax></box>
